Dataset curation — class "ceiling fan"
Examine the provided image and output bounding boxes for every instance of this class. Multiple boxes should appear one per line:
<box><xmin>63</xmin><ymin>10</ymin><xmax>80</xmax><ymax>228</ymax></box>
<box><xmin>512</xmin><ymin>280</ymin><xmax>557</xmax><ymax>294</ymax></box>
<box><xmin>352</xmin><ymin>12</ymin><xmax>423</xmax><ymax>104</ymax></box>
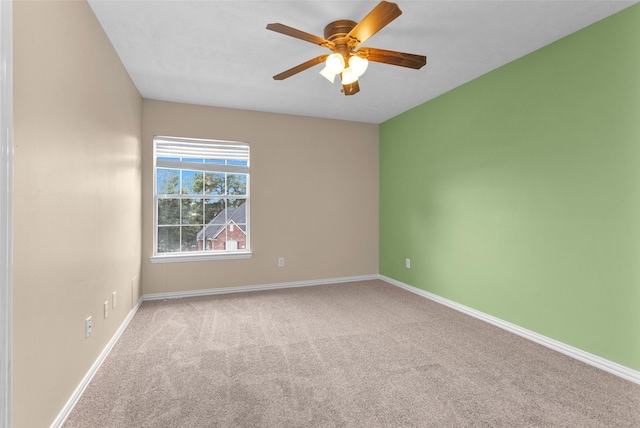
<box><xmin>266</xmin><ymin>1</ymin><xmax>427</xmax><ymax>96</ymax></box>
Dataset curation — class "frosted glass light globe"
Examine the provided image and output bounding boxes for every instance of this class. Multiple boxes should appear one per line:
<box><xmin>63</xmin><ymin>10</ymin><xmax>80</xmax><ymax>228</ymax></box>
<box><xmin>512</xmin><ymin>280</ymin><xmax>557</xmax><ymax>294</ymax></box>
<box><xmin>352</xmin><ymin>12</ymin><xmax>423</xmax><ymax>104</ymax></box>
<box><xmin>349</xmin><ymin>55</ymin><xmax>368</xmax><ymax>77</ymax></box>
<box><xmin>326</xmin><ymin>53</ymin><xmax>346</xmax><ymax>74</ymax></box>
<box><xmin>341</xmin><ymin>67</ymin><xmax>358</xmax><ymax>85</ymax></box>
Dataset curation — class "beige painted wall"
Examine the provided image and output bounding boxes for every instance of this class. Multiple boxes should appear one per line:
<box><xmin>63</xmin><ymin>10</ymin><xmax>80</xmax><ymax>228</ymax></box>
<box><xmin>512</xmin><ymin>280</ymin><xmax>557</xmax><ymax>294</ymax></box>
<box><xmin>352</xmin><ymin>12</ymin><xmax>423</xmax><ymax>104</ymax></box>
<box><xmin>142</xmin><ymin>100</ymin><xmax>379</xmax><ymax>294</ymax></box>
<box><xmin>12</xmin><ymin>1</ymin><xmax>142</xmax><ymax>427</ymax></box>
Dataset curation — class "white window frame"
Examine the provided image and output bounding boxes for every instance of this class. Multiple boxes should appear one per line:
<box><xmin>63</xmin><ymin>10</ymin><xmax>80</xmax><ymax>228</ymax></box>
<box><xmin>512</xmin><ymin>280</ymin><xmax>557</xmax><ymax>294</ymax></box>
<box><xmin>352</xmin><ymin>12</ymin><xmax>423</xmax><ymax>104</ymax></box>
<box><xmin>150</xmin><ymin>136</ymin><xmax>251</xmax><ymax>263</ymax></box>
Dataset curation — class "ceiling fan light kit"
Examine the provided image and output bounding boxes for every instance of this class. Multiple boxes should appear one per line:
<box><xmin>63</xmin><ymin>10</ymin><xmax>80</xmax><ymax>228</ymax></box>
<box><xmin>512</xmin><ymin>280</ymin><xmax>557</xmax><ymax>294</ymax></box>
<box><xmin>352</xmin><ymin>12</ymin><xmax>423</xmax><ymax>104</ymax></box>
<box><xmin>267</xmin><ymin>1</ymin><xmax>427</xmax><ymax>96</ymax></box>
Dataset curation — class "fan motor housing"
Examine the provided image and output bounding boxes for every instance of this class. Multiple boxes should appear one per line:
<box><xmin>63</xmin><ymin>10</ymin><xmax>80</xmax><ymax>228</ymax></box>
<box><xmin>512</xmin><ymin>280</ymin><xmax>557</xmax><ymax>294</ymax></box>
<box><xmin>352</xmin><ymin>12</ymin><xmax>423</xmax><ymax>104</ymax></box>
<box><xmin>324</xmin><ymin>20</ymin><xmax>357</xmax><ymax>41</ymax></box>
<box><xmin>324</xmin><ymin>20</ymin><xmax>357</xmax><ymax>58</ymax></box>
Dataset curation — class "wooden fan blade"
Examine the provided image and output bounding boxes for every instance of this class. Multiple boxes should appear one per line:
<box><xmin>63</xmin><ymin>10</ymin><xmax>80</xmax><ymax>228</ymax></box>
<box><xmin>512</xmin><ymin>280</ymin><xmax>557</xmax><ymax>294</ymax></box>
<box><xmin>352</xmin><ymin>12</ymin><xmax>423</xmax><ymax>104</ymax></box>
<box><xmin>358</xmin><ymin>47</ymin><xmax>426</xmax><ymax>69</ymax></box>
<box><xmin>273</xmin><ymin>55</ymin><xmax>329</xmax><ymax>80</ymax></box>
<box><xmin>346</xmin><ymin>1</ymin><xmax>402</xmax><ymax>46</ymax></box>
<box><xmin>266</xmin><ymin>23</ymin><xmax>333</xmax><ymax>48</ymax></box>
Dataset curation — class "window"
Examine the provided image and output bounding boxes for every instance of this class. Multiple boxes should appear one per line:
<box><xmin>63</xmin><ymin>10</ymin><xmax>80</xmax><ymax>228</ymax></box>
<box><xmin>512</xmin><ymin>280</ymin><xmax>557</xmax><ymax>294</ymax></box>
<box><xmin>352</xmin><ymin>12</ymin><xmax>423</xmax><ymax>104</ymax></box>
<box><xmin>151</xmin><ymin>136</ymin><xmax>250</xmax><ymax>262</ymax></box>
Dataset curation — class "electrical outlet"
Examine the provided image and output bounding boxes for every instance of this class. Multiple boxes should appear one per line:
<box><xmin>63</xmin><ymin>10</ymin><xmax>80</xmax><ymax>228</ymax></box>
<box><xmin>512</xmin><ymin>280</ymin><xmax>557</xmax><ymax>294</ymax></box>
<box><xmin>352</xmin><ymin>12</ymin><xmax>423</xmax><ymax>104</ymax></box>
<box><xmin>406</xmin><ymin>258</ymin><xmax>411</xmax><ymax>269</ymax></box>
<box><xmin>85</xmin><ymin>316</ymin><xmax>92</xmax><ymax>338</ymax></box>
<box><xmin>104</xmin><ymin>301</ymin><xmax>109</xmax><ymax>319</ymax></box>
<box><xmin>278</xmin><ymin>257</ymin><xmax>285</xmax><ymax>267</ymax></box>
<box><xmin>112</xmin><ymin>291</ymin><xmax>117</xmax><ymax>309</ymax></box>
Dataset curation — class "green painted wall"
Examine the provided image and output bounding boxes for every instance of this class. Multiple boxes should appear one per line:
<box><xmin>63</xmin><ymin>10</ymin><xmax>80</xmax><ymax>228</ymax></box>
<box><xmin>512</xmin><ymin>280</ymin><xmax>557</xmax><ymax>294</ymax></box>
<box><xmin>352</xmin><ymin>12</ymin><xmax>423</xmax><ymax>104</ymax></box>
<box><xmin>380</xmin><ymin>5</ymin><xmax>640</xmax><ymax>371</ymax></box>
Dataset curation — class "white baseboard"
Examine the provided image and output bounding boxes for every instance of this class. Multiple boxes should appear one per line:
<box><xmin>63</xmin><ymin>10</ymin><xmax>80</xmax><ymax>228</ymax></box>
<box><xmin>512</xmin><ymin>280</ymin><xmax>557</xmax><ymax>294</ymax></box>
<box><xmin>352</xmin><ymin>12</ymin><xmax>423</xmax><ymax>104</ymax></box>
<box><xmin>380</xmin><ymin>275</ymin><xmax>640</xmax><ymax>385</ymax></box>
<box><xmin>50</xmin><ymin>298</ymin><xmax>144</xmax><ymax>428</ymax></box>
<box><xmin>143</xmin><ymin>274</ymin><xmax>380</xmax><ymax>301</ymax></box>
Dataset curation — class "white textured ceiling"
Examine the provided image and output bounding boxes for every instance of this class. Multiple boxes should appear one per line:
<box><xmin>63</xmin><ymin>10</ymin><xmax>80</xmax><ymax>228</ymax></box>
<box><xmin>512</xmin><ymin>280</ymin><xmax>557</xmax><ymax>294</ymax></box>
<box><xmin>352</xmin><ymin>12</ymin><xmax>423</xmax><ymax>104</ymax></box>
<box><xmin>87</xmin><ymin>0</ymin><xmax>638</xmax><ymax>124</ymax></box>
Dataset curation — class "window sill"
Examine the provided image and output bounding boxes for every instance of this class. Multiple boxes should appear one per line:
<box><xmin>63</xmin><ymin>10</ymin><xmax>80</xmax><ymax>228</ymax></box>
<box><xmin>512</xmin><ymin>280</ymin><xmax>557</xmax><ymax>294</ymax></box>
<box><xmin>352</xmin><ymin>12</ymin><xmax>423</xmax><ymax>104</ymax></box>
<box><xmin>150</xmin><ymin>251</ymin><xmax>252</xmax><ymax>263</ymax></box>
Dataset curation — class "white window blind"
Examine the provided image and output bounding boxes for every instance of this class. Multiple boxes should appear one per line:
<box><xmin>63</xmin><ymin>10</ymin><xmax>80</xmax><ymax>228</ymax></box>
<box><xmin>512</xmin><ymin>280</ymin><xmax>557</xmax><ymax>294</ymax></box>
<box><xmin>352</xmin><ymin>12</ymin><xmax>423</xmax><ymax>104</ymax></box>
<box><xmin>154</xmin><ymin>136</ymin><xmax>249</xmax><ymax>174</ymax></box>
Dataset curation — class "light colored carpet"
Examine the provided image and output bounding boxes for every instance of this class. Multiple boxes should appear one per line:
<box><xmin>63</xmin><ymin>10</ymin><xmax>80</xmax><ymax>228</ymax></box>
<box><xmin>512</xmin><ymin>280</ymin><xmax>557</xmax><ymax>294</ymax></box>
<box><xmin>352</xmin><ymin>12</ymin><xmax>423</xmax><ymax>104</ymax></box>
<box><xmin>64</xmin><ymin>280</ymin><xmax>640</xmax><ymax>427</ymax></box>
